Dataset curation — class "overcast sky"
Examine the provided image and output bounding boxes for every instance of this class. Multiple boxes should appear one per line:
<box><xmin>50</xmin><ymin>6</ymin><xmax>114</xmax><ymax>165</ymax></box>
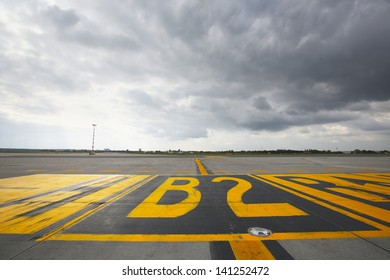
<box><xmin>1</xmin><ymin>0</ymin><xmax>390</xmax><ymax>151</ymax></box>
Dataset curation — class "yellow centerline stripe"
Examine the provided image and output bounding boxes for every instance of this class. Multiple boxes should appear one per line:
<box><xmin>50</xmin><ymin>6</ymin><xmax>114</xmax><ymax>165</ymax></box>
<box><xmin>195</xmin><ymin>157</ymin><xmax>209</xmax><ymax>175</ymax></box>
<box><xmin>41</xmin><ymin>229</ymin><xmax>390</xmax><ymax>242</ymax></box>
<box><xmin>37</xmin><ymin>175</ymin><xmax>157</xmax><ymax>241</ymax></box>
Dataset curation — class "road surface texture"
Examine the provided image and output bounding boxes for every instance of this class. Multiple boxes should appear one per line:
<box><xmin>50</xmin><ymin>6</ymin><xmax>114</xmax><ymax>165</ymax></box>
<box><xmin>0</xmin><ymin>153</ymin><xmax>389</xmax><ymax>259</ymax></box>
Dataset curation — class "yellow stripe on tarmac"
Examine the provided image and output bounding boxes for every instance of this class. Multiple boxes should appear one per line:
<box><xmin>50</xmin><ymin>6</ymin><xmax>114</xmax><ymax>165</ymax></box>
<box><xmin>195</xmin><ymin>157</ymin><xmax>209</xmax><ymax>175</ymax></box>
<box><xmin>252</xmin><ymin>175</ymin><xmax>390</xmax><ymax>229</ymax></box>
<box><xmin>229</xmin><ymin>241</ymin><xmax>275</xmax><ymax>260</ymax></box>
<box><xmin>41</xmin><ymin>229</ymin><xmax>390</xmax><ymax>242</ymax></box>
<box><xmin>38</xmin><ymin>175</ymin><xmax>157</xmax><ymax>241</ymax></box>
<box><xmin>327</xmin><ymin>187</ymin><xmax>390</xmax><ymax>202</ymax></box>
<box><xmin>0</xmin><ymin>174</ymin><xmax>105</xmax><ymax>203</ymax></box>
<box><xmin>0</xmin><ymin>175</ymin><xmax>149</xmax><ymax>234</ymax></box>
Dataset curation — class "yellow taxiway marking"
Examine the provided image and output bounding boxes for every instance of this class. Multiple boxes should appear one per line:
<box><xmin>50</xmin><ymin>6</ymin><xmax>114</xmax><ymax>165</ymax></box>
<box><xmin>135</xmin><ymin>170</ymin><xmax>156</xmax><ymax>173</ymax></box>
<box><xmin>230</xmin><ymin>241</ymin><xmax>275</xmax><ymax>260</ymax></box>
<box><xmin>128</xmin><ymin>177</ymin><xmax>201</xmax><ymax>218</ymax></box>
<box><xmin>195</xmin><ymin>157</ymin><xmax>208</xmax><ymax>175</ymax></box>
<box><xmin>42</xmin><ymin>229</ymin><xmax>390</xmax><ymax>242</ymax></box>
<box><xmin>101</xmin><ymin>169</ymin><xmax>121</xmax><ymax>173</ymax></box>
<box><xmin>253</xmin><ymin>174</ymin><xmax>390</xmax><ymax>227</ymax></box>
<box><xmin>0</xmin><ymin>175</ymin><xmax>149</xmax><ymax>234</ymax></box>
<box><xmin>38</xmin><ymin>175</ymin><xmax>157</xmax><ymax>241</ymax></box>
<box><xmin>0</xmin><ymin>174</ymin><xmax>105</xmax><ymax>203</ymax></box>
<box><xmin>214</xmin><ymin>177</ymin><xmax>308</xmax><ymax>217</ymax></box>
<box><xmin>327</xmin><ymin>187</ymin><xmax>390</xmax><ymax>202</ymax></box>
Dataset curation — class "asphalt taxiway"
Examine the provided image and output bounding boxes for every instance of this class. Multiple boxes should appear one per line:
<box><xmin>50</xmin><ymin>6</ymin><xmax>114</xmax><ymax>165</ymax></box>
<box><xmin>0</xmin><ymin>153</ymin><xmax>389</xmax><ymax>259</ymax></box>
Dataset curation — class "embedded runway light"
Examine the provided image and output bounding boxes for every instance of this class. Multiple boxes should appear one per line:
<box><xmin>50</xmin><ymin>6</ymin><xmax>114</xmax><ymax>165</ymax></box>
<box><xmin>248</xmin><ymin>227</ymin><xmax>272</xmax><ymax>237</ymax></box>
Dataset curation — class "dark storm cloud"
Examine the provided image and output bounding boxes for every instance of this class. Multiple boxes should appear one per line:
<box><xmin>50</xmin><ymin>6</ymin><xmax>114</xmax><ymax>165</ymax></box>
<box><xmin>40</xmin><ymin>4</ymin><xmax>140</xmax><ymax>51</ymax></box>
<box><xmin>1</xmin><ymin>0</ymin><xmax>389</xmax><ymax>148</ymax></box>
<box><xmin>137</xmin><ymin>0</ymin><xmax>390</xmax><ymax>132</ymax></box>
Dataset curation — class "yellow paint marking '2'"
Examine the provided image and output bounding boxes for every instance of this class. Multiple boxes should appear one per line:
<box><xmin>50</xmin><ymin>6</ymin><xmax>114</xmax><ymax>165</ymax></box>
<box><xmin>213</xmin><ymin>177</ymin><xmax>307</xmax><ymax>217</ymax></box>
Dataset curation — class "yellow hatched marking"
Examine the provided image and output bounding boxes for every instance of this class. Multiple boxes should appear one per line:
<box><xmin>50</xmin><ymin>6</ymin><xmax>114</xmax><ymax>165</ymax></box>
<box><xmin>327</xmin><ymin>187</ymin><xmax>390</xmax><ymax>202</ymax></box>
<box><xmin>289</xmin><ymin>173</ymin><xmax>390</xmax><ymax>196</ymax></box>
<box><xmin>29</xmin><ymin>191</ymin><xmax>80</xmax><ymax>202</ymax></box>
<box><xmin>0</xmin><ymin>174</ymin><xmax>105</xmax><ymax>203</ymax></box>
<box><xmin>250</xmin><ymin>175</ymin><xmax>390</xmax><ymax>231</ymax></box>
<box><xmin>291</xmin><ymin>178</ymin><xmax>320</xmax><ymax>184</ymax></box>
<box><xmin>38</xmin><ymin>175</ymin><xmax>157</xmax><ymax>241</ymax></box>
<box><xmin>339</xmin><ymin>173</ymin><xmax>390</xmax><ymax>186</ymax></box>
<box><xmin>229</xmin><ymin>241</ymin><xmax>275</xmax><ymax>260</ymax></box>
<box><xmin>257</xmin><ymin>174</ymin><xmax>390</xmax><ymax>225</ymax></box>
<box><xmin>42</xmin><ymin>229</ymin><xmax>390</xmax><ymax>243</ymax></box>
<box><xmin>0</xmin><ymin>202</ymin><xmax>49</xmax><ymax>223</ymax></box>
<box><xmin>0</xmin><ymin>175</ymin><xmax>149</xmax><ymax>234</ymax></box>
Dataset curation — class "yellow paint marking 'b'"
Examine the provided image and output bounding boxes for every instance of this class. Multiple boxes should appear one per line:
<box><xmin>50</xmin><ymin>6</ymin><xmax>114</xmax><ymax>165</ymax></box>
<box><xmin>213</xmin><ymin>177</ymin><xmax>308</xmax><ymax>217</ymax></box>
<box><xmin>128</xmin><ymin>177</ymin><xmax>201</xmax><ymax>218</ymax></box>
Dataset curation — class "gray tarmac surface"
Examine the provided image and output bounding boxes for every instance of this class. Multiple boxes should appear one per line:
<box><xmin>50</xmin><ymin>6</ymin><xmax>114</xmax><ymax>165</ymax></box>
<box><xmin>0</xmin><ymin>153</ymin><xmax>389</xmax><ymax>259</ymax></box>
